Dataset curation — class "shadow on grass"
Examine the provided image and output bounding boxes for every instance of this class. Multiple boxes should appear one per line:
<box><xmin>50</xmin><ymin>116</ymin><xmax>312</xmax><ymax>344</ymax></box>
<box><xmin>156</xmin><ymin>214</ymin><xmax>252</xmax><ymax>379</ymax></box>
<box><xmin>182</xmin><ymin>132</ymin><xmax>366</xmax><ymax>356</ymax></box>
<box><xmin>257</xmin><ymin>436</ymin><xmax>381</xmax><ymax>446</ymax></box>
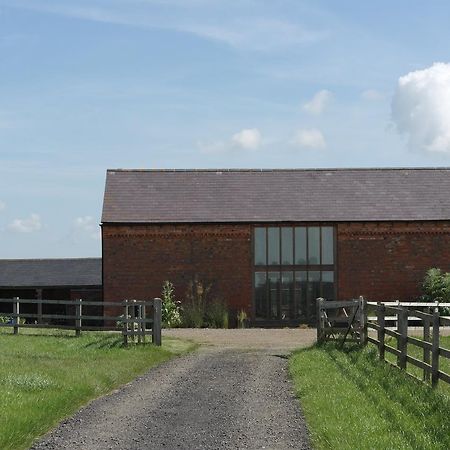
<box><xmin>81</xmin><ymin>334</ymin><xmax>124</xmax><ymax>349</ymax></box>
<box><xmin>0</xmin><ymin>330</ymin><xmax>79</xmax><ymax>339</ymax></box>
<box><xmin>314</xmin><ymin>342</ymin><xmax>450</xmax><ymax>447</ymax></box>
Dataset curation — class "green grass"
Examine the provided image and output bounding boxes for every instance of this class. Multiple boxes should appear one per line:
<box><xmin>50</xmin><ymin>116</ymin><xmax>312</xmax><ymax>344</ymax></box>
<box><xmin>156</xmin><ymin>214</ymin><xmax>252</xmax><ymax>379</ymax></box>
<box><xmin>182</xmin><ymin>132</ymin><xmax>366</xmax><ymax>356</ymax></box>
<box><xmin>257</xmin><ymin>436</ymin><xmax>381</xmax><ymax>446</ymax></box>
<box><xmin>289</xmin><ymin>337</ymin><xmax>450</xmax><ymax>450</ymax></box>
<box><xmin>0</xmin><ymin>328</ymin><xmax>195</xmax><ymax>450</ymax></box>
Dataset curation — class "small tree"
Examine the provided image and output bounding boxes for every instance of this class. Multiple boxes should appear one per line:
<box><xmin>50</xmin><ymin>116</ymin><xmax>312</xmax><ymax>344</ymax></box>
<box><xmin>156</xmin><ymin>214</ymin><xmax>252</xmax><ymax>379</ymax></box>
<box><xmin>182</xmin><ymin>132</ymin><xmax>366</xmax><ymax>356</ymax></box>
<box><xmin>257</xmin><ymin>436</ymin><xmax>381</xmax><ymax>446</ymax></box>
<box><xmin>161</xmin><ymin>281</ymin><xmax>182</xmax><ymax>328</ymax></box>
<box><xmin>422</xmin><ymin>268</ymin><xmax>450</xmax><ymax>303</ymax></box>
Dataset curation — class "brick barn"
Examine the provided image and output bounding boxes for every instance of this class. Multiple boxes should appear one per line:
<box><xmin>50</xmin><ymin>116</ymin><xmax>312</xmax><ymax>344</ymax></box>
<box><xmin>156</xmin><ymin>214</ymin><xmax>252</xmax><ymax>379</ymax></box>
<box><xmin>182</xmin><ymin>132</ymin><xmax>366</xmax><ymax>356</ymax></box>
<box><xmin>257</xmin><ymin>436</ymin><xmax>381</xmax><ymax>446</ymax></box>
<box><xmin>101</xmin><ymin>168</ymin><xmax>450</xmax><ymax>326</ymax></box>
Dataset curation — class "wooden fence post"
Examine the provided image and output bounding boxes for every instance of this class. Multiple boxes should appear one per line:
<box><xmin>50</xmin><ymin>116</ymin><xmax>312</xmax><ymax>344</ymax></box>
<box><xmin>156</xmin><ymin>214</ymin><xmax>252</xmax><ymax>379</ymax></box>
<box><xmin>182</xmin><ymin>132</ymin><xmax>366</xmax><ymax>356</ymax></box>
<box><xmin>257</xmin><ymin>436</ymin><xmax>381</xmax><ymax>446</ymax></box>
<box><xmin>397</xmin><ymin>306</ymin><xmax>408</xmax><ymax>370</ymax></box>
<box><xmin>123</xmin><ymin>300</ymin><xmax>129</xmax><ymax>346</ymax></box>
<box><xmin>131</xmin><ymin>300</ymin><xmax>137</xmax><ymax>344</ymax></box>
<box><xmin>137</xmin><ymin>303</ymin><xmax>142</xmax><ymax>345</ymax></box>
<box><xmin>75</xmin><ymin>299</ymin><xmax>82</xmax><ymax>337</ymax></box>
<box><xmin>359</xmin><ymin>296</ymin><xmax>368</xmax><ymax>346</ymax></box>
<box><xmin>316</xmin><ymin>298</ymin><xmax>324</xmax><ymax>344</ymax></box>
<box><xmin>37</xmin><ymin>288</ymin><xmax>43</xmax><ymax>324</ymax></box>
<box><xmin>431</xmin><ymin>307</ymin><xmax>440</xmax><ymax>388</ymax></box>
<box><xmin>152</xmin><ymin>298</ymin><xmax>162</xmax><ymax>346</ymax></box>
<box><xmin>423</xmin><ymin>314</ymin><xmax>431</xmax><ymax>382</ymax></box>
<box><xmin>141</xmin><ymin>304</ymin><xmax>146</xmax><ymax>344</ymax></box>
<box><xmin>13</xmin><ymin>297</ymin><xmax>20</xmax><ymax>335</ymax></box>
<box><xmin>377</xmin><ymin>303</ymin><xmax>385</xmax><ymax>361</ymax></box>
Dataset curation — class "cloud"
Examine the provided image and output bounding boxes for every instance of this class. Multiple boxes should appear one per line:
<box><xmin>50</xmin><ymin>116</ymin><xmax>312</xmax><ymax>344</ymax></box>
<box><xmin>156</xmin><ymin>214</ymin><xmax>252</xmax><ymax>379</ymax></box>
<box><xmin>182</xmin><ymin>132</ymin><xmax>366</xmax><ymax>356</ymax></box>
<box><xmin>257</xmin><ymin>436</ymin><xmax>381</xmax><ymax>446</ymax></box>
<box><xmin>8</xmin><ymin>213</ymin><xmax>42</xmax><ymax>233</ymax></box>
<box><xmin>291</xmin><ymin>128</ymin><xmax>326</xmax><ymax>149</ymax></box>
<box><xmin>361</xmin><ymin>89</ymin><xmax>384</xmax><ymax>101</ymax></box>
<box><xmin>73</xmin><ymin>216</ymin><xmax>100</xmax><ymax>240</ymax></box>
<box><xmin>0</xmin><ymin>201</ymin><xmax>5</xmax><ymax>211</ymax></box>
<box><xmin>199</xmin><ymin>128</ymin><xmax>262</xmax><ymax>153</ymax></box>
<box><xmin>303</xmin><ymin>90</ymin><xmax>332</xmax><ymax>115</ymax></box>
<box><xmin>392</xmin><ymin>62</ymin><xmax>450</xmax><ymax>154</ymax></box>
<box><xmin>231</xmin><ymin>128</ymin><xmax>261</xmax><ymax>150</ymax></box>
<box><xmin>182</xmin><ymin>19</ymin><xmax>327</xmax><ymax>52</ymax></box>
<box><xmin>5</xmin><ymin>1</ymin><xmax>327</xmax><ymax>52</ymax></box>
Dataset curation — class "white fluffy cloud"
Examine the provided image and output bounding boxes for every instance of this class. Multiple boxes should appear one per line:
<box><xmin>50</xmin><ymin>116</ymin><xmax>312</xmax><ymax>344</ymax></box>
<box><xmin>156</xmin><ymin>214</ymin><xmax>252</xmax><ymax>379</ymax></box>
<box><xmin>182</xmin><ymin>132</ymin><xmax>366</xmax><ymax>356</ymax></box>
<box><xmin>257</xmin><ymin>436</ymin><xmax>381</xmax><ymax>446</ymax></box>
<box><xmin>8</xmin><ymin>213</ymin><xmax>42</xmax><ymax>233</ymax></box>
<box><xmin>231</xmin><ymin>128</ymin><xmax>262</xmax><ymax>150</ymax></box>
<box><xmin>74</xmin><ymin>216</ymin><xmax>100</xmax><ymax>240</ymax></box>
<box><xmin>291</xmin><ymin>128</ymin><xmax>326</xmax><ymax>149</ymax></box>
<box><xmin>303</xmin><ymin>90</ymin><xmax>332</xmax><ymax>115</ymax></box>
<box><xmin>392</xmin><ymin>62</ymin><xmax>450</xmax><ymax>154</ymax></box>
<box><xmin>200</xmin><ymin>128</ymin><xmax>262</xmax><ymax>153</ymax></box>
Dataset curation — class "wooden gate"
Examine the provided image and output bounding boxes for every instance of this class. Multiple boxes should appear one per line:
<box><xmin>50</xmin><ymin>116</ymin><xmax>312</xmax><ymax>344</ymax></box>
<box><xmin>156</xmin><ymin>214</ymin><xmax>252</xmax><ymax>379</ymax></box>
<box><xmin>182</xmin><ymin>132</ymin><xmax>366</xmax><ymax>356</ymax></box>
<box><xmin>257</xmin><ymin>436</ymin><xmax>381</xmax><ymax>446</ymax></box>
<box><xmin>316</xmin><ymin>297</ymin><xmax>367</xmax><ymax>345</ymax></box>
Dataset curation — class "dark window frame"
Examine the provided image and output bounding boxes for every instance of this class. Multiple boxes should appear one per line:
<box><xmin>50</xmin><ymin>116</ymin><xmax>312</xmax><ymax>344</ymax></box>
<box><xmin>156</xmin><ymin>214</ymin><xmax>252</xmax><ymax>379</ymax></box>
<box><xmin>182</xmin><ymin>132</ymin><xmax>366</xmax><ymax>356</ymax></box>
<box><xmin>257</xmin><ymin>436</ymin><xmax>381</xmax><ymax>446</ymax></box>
<box><xmin>252</xmin><ymin>224</ymin><xmax>337</xmax><ymax>322</ymax></box>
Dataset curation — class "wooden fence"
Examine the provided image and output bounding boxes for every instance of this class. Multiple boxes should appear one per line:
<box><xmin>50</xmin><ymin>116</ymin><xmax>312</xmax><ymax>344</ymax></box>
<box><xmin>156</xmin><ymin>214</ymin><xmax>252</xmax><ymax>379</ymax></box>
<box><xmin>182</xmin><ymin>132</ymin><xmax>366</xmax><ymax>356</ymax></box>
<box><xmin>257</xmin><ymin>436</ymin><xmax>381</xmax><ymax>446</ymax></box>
<box><xmin>316</xmin><ymin>297</ymin><xmax>450</xmax><ymax>388</ymax></box>
<box><xmin>366</xmin><ymin>302</ymin><xmax>450</xmax><ymax>388</ymax></box>
<box><xmin>0</xmin><ymin>297</ymin><xmax>162</xmax><ymax>346</ymax></box>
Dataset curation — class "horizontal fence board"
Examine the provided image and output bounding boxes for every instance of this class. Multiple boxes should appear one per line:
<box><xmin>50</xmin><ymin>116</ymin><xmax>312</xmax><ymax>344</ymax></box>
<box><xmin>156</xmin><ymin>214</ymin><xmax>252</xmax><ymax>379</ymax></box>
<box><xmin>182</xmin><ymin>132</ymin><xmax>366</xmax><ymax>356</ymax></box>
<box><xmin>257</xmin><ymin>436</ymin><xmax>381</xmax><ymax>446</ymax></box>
<box><xmin>5</xmin><ymin>313</ymin><xmax>154</xmax><ymax>323</ymax></box>
<box><xmin>406</xmin><ymin>354</ymin><xmax>431</xmax><ymax>372</ymax></box>
<box><xmin>367</xmin><ymin>322</ymin><xmax>380</xmax><ymax>331</ymax></box>
<box><xmin>0</xmin><ymin>299</ymin><xmax>155</xmax><ymax>307</ymax></box>
<box><xmin>406</xmin><ymin>335</ymin><xmax>432</xmax><ymax>350</ymax></box>
<box><xmin>384</xmin><ymin>328</ymin><xmax>401</xmax><ymax>339</ymax></box>
<box><xmin>0</xmin><ymin>323</ymin><xmax>154</xmax><ymax>332</ymax></box>
<box><xmin>383</xmin><ymin>306</ymin><xmax>402</xmax><ymax>315</ymax></box>
<box><xmin>367</xmin><ymin>336</ymin><xmax>379</xmax><ymax>345</ymax></box>
<box><xmin>321</xmin><ymin>300</ymin><xmax>359</xmax><ymax>308</ymax></box>
<box><xmin>324</xmin><ymin>327</ymin><xmax>357</xmax><ymax>335</ymax></box>
<box><xmin>384</xmin><ymin>344</ymin><xmax>401</xmax><ymax>357</ymax></box>
<box><xmin>440</xmin><ymin>316</ymin><xmax>450</xmax><ymax>326</ymax></box>
<box><xmin>367</xmin><ymin>302</ymin><xmax>450</xmax><ymax>307</ymax></box>
<box><xmin>323</xmin><ymin>318</ymin><xmax>353</xmax><ymax>325</ymax></box>
<box><xmin>407</xmin><ymin>310</ymin><xmax>432</xmax><ymax>321</ymax></box>
<box><xmin>439</xmin><ymin>371</ymin><xmax>450</xmax><ymax>384</ymax></box>
<box><xmin>440</xmin><ymin>347</ymin><xmax>450</xmax><ymax>359</ymax></box>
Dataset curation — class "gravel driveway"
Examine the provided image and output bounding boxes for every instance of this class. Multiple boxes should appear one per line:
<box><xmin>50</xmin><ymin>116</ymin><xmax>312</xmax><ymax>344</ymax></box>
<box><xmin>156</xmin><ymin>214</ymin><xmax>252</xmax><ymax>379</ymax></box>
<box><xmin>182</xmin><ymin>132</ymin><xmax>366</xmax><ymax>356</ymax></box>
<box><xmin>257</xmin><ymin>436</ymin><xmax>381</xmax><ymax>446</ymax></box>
<box><xmin>32</xmin><ymin>329</ymin><xmax>313</xmax><ymax>450</ymax></box>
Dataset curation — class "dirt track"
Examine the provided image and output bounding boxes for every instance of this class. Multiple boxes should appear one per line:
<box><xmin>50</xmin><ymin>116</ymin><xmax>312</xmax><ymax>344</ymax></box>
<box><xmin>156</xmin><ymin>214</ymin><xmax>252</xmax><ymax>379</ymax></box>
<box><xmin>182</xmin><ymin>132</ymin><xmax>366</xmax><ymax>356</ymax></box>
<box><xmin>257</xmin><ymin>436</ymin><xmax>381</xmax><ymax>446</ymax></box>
<box><xmin>32</xmin><ymin>329</ymin><xmax>313</xmax><ymax>450</ymax></box>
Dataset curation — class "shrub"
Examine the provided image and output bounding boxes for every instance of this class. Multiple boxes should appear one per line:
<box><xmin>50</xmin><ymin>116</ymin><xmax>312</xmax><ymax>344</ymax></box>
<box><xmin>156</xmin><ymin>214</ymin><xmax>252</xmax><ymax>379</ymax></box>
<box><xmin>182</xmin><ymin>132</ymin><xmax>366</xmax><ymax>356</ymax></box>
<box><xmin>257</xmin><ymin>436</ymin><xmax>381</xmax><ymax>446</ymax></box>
<box><xmin>422</xmin><ymin>268</ymin><xmax>450</xmax><ymax>302</ymax></box>
<box><xmin>0</xmin><ymin>316</ymin><xmax>25</xmax><ymax>325</ymax></box>
<box><xmin>421</xmin><ymin>268</ymin><xmax>450</xmax><ymax>314</ymax></box>
<box><xmin>181</xmin><ymin>278</ymin><xmax>209</xmax><ymax>328</ymax></box>
<box><xmin>161</xmin><ymin>281</ymin><xmax>182</xmax><ymax>328</ymax></box>
<box><xmin>237</xmin><ymin>309</ymin><xmax>248</xmax><ymax>329</ymax></box>
<box><xmin>205</xmin><ymin>298</ymin><xmax>228</xmax><ymax>329</ymax></box>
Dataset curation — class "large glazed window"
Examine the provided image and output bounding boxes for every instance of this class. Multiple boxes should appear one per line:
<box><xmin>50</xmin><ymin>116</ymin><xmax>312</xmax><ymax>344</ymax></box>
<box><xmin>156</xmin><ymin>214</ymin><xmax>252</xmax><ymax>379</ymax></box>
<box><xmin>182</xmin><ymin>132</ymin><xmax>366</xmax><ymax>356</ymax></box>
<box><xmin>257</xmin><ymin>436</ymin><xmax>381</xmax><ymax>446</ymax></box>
<box><xmin>253</xmin><ymin>225</ymin><xmax>335</xmax><ymax>322</ymax></box>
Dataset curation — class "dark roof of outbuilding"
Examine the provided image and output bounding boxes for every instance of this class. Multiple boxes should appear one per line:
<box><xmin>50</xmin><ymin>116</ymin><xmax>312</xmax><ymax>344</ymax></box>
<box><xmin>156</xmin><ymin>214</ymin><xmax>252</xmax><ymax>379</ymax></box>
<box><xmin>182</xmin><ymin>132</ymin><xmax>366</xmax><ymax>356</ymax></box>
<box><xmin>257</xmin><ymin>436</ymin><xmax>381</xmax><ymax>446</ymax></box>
<box><xmin>0</xmin><ymin>258</ymin><xmax>102</xmax><ymax>288</ymax></box>
<box><xmin>101</xmin><ymin>168</ymin><xmax>450</xmax><ymax>223</ymax></box>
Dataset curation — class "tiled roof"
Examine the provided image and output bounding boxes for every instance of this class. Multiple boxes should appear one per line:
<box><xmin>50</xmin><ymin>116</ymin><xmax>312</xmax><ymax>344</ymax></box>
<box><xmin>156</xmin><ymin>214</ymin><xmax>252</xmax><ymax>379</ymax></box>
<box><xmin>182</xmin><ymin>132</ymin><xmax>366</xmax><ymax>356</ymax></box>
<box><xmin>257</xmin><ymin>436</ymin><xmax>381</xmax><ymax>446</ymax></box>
<box><xmin>101</xmin><ymin>168</ymin><xmax>450</xmax><ymax>223</ymax></box>
<box><xmin>0</xmin><ymin>258</ymin><xmax>102</xmax><ymax>288</ymax></box>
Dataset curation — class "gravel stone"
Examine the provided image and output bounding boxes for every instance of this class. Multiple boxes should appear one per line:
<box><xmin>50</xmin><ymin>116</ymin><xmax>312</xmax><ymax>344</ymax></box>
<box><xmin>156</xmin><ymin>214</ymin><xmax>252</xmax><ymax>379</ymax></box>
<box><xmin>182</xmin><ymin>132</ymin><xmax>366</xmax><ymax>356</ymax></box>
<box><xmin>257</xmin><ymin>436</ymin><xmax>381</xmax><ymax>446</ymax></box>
<box><xmin>31</xmin><ymin>329</ymin><xmax>313</xmax><ymax>450</ymax></box>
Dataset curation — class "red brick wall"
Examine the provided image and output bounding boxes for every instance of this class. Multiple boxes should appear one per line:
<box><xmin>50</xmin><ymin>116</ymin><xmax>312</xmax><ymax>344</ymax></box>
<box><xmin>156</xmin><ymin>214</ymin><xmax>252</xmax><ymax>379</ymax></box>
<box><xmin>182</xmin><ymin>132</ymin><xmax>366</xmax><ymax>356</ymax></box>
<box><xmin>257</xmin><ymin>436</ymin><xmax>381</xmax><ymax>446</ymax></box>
<box><xmin>337</xmin><ymin>222</ymin><xmax>450</xmax><ymax>301</ymax></box>
<box><xmin>102</xmin><ymin>221</ymin><xmax>450</xmax><ymax>320</ymax></box>
<box><xmin>102</xmin><ymin>224</ymin><xmax>253</xmax><ymax>319</ymax></box>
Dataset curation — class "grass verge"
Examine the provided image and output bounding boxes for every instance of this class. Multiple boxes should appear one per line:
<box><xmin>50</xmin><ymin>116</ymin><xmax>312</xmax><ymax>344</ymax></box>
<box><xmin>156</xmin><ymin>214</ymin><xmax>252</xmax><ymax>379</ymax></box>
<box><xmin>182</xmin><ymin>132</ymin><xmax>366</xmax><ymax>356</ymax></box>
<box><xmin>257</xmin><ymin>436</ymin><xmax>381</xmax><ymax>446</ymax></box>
<box><xmin>289</xmin><ymin>337</ymin><xmax>450</xmax><ymax>450</ymax></box>
<box><xmin>0</xmin><ymin>328</ymin><xmax>195</xmax><ymax>450</ymax></box>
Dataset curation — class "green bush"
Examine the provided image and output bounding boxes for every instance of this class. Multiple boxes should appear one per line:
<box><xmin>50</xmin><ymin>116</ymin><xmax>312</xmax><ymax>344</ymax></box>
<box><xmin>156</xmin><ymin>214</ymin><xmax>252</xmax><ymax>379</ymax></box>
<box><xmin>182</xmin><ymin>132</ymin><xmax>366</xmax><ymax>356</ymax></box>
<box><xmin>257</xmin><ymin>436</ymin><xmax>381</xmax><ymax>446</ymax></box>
<box><xmin>422</xmin><ymin>268</ymin><xmax>450</xmax><ymax>302</ymax></box>
<box><xmin>161</xmin><ymin>281</ymin><xmax>182</xmax><ymax>328</ymax></box>
<box><xmin>180</xmin><ymin>278</ymin><xmax>229</xmax><ymax>328</ymax></box>
<box><xmin>0</xmin><ymin>316</ymin><xmax>25</xmax><ymax>325</ymax></box>
<box><xmin>205</xmin><ymin>298</ymin><xmax>228</xmax><ymax>328</ymax></box>
<box><xmin>421</xmin><ymin>268</ymin><xmax>450</xmax><ymax>314</ymax></box>
<box><xmin>237</xmin><ymin>309</ymin><xmax>248</xmax><ymax>328</ymax></box>
<box><xmin>181</xmin><ymin>278</ymin><xmax>209</xmax><ymax>328</ymax></box>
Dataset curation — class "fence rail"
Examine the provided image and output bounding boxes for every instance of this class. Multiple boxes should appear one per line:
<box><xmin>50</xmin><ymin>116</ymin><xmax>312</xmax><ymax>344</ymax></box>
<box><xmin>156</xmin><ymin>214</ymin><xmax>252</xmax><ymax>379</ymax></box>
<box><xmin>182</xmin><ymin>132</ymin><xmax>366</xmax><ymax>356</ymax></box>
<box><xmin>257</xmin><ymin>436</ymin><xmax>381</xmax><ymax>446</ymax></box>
<box><xmin>316</xmin><ymin>298</ymin><xmax>450</xmax><ymax>388</ymax></box>
<box><xmin>367</xmin><ymin>302</ymin><xmax>450</xmax><ymax>388</ymax></box>
<box><xmin>0</xmin><ymin>297</ymin><xmax>162</xmax><ymax>346</ymax></box>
